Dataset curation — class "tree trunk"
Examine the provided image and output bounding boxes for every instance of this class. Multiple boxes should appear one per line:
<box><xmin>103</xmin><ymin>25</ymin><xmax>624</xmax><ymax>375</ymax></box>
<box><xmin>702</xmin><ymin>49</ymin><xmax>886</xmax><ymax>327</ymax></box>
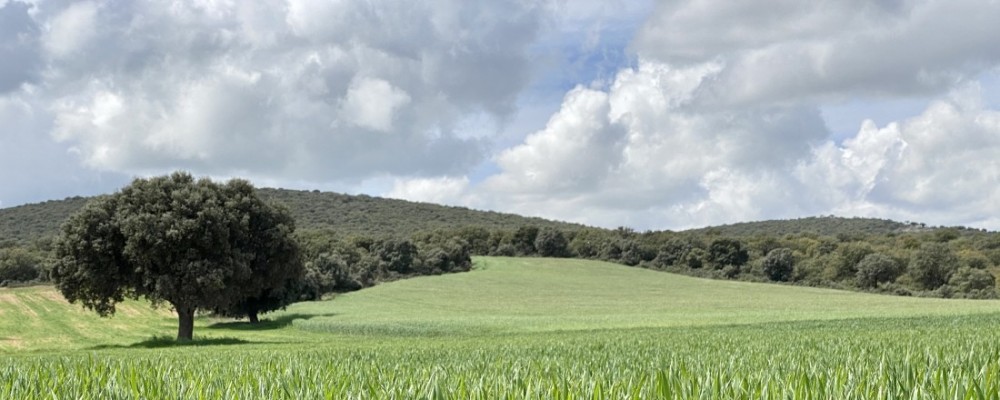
<box><xmin>176</xmin><ymin>306</ymin><xmax>195</xmax><ymax>341</ymax></box>
<box><xmin>248</xmin><ymin>311</ymin><xmax>259</xmax><ymax>324</ymax></box>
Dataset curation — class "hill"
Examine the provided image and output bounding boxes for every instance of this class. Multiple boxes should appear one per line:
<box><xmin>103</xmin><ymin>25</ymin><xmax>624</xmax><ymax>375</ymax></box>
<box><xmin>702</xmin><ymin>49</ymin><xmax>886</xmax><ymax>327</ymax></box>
<box><xmin>0</xmin><ymin>189</ymin><xmax>584</xmax><ymax>244</ymax></box>
<box><xmin>683</xmin><ymin>216</ymin><xmax>917</xmax><ymax>237</ymax></box>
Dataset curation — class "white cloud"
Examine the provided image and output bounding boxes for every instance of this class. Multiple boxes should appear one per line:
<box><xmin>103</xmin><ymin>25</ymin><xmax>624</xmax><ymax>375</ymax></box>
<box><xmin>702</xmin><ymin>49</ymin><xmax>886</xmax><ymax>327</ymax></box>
<box><xmin>635</xmin><ymin>0</ymin><xmax>1000</xmax><ymax>105</ymax></box>
<box><xmin>798</xmin><ymin>85</ymin><xmax>1000</xmax><ymax>227</ymax></box>
<box><xmin>4</xmin><ymin>0</ymin><xmax>1000</xmax><ymax>233</ymax></box>
<box><xmin>388</xmin><ymin>176</ymin><xmax>470</xmax><ymax>206</ymax></box>
<box><xmin>340</xmin><ymin>77</ymin><xmax>411</xmax><ymax>133</ymax></box>
<box><xmin>42</xmin><ymin>1</ymin><xmax>97</xmax><ymax>59</ymax></box>
<box><xmin>24</xmin><ymin>0</ymin><xmax>546</xmax><ymax>183</ymax></box>
<box><xmin>487</xmin><ymin>86</ymin><xmax>624</xmax><ymax>195</ymax></box>
<box><xmin>433</xmin><ymin>68</ymin><xmax>1000</xmax><ymax>230</ymax></box>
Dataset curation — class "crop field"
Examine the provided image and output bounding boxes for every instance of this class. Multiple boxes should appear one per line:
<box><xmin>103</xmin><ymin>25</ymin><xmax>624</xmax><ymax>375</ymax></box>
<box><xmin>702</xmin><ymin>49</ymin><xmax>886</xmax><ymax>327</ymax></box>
<box><xmin>4</xmin><ymin>257</ymin><xmax>1000</xmax><ymax>398</ymax></box>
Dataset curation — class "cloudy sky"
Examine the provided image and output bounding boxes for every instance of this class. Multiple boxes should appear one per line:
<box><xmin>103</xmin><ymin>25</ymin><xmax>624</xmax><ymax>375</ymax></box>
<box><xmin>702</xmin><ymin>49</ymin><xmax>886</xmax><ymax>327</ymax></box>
<box><xmin>1</xmin><ymin>0</ymin><xmax>999</xmax><ymax>231</ymax></box>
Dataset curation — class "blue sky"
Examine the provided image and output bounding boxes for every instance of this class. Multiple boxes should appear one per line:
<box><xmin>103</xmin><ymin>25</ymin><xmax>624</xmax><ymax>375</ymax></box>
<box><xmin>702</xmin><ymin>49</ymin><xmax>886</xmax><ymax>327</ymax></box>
<box><xmin>1</xmin><ymin>0</ymin><xmax>999</xmax><ymax>230</ymax></box>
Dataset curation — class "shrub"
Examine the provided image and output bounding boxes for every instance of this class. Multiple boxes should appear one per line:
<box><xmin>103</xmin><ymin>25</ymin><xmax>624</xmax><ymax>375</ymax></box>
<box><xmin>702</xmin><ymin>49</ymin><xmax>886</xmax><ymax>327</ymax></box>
<box><xmin>910</xmin><ymin>242</ymin><xmax>959</xmax><ymax>290</ymax></box>
<box><xmin>947</xmin><ymin>267</ymin><xmax>997</xmax><ymax>299</ymax></box>
<box><xmin>534</xmin><ymin>228</ymin><xmax>569</xmax><ymax>258</ymax></box>
<box><xmin>0</xmin><ymin>247</ymin><xmax>42</xmax><ymax>284</ymax></box>
<box><xmin>761</xmin><ymin>248</ymin><xmax>794</xmax><ymax>282</ymax></box>
<box><xmin>707</xmin><ymin>238</ymin><xmax>749</xmax><ymax>269</ymax></box>
<box><xmin>855</xmin><ymin>253</ymin><xmax>903</xmax><ymax>289</ymax></box>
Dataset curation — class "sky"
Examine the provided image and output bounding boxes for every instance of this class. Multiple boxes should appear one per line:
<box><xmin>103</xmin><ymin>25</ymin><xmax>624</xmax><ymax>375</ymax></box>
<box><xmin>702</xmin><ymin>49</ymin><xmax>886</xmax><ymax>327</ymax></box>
<box><xmin>1</xmin><ymin>0</ymin><xmax>999</xmax><ymax>231</ymax></box>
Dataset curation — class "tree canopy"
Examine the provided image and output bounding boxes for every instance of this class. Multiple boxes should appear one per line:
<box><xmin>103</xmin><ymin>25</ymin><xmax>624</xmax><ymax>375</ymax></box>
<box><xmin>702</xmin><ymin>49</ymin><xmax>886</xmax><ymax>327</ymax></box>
<box><xmin>51</xmin><ymin>172</ymin><xmax>302</xmax><ymax>341</ymax></box>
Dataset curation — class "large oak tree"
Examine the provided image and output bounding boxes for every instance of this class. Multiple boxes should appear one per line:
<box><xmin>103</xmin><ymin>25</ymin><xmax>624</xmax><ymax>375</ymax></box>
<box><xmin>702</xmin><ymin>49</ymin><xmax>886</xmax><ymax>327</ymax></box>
<box><xmin>52</xmin><ymin>172</ymin><xmax>302</xmax><ymax>341</ymax></box>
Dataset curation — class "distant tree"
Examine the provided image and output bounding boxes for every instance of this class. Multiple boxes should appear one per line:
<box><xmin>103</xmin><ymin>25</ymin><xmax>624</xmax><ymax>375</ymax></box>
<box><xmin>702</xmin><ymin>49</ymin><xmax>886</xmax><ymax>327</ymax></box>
<box><xmin>707</xmin><ymin>238</ymin><xmax>749</xmax><ymax>269</ymax></box>
<box><xmin>534</xmin><ymin>228</ymin><xmax>569</xmax><ymax>258</ymax></box>
<box><xmin>511</xmin><ymin>226</ymin><xmax>540</xmax><ymax>255</ymax></box>
<box><xmin>910</xmin><ymin>242</ymin><xmax>960</xmax><ymax>290</ymax></box>
<box><xmin>51</xmin><ymin>173</ymin><xmax>302</xmax><ymax>341</ymax></box>
<box><xmin>761</xmin><ymin>248</ymin><xmax>794</xmax><ymax>282</ymax></box>
<box><xmin>420</xmin><ymin>237</ymin><xmax>472</xmax><ymax>273</ymax></box>
<box><xmin>855</xmin><ymin>253</ymin><xmax>902</xmax><ymax>288</ymax></box>
<box><xmin>568</xmin><ymin>229</ymin><xmax>606</xmax><ymax>259</ymax></box>
<box><xmin>374</xmin><ymin>238</ymin><xmax>419</xmax><ymax>274</ymax></box>
<box><xmin>947</xmin><ymin>267</ymin><xmax>997</xmax><ymax>298</ymax></box>
<box><xmin>751</xmin><ymin>237</ymin><xmax>783</xmax><ymax>258</ymax></box>
<box><xmin>653</xmin><ymin>238</ymin><xmax>691</xmax><ymax>268</ymax></box>
<box><xmin>830</xmin><ymin>243</ymin><xmax>874</xmax><ymax>281</ymax></box>
<box><xmin>0</xmin><ymin>247</ymin><xmax>42</xmax><ymax>284</ymax></box>
<box><xmin>685</xmin><ymin>248</ymin><xmax>706</xmax><ymax>269</ymax></box>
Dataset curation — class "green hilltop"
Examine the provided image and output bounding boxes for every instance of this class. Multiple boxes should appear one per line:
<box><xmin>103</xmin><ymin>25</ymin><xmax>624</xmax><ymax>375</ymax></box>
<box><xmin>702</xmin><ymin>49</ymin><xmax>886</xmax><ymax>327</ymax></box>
<box><xmin>0</xmin><ymin>188</ymin><xmax>585</xmax><ymax>245</ymax></box>
<box><xmin>0</xmin><ymin>188</ymin><xmax>959</xmax><ymax>245</ymax></box>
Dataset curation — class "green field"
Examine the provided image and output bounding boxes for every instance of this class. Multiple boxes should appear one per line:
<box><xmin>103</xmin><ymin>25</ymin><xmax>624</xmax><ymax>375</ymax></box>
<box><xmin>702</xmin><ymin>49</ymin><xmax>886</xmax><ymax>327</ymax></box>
<box><xmin>4</xmin><ymin>257</ymin><xmax>1000</xmax><ymax>398</ymax></box>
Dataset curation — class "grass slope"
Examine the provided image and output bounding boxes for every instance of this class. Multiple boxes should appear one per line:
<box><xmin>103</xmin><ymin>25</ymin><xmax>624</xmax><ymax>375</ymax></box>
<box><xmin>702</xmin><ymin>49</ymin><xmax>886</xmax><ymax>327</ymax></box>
<box><xmin>296</xmin><ymin>257</ymin><xmax>1000</xmax><ymax>334</ymax></box>
<box><xmin>3</xmin><ymin>257</ymin><xmax>999</xmax><ymax>352</ymax></box>
<box><xmin>4</xmin><ymin>257</ymin><xmax>1000</xmax><ymax>398</ymax></box>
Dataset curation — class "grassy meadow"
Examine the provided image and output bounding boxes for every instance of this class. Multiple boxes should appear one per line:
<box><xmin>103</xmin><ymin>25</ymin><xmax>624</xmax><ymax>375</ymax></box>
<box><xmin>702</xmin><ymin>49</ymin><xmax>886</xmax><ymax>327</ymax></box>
<box><xmin>4</xmin><ymin>257</ymin><xmax>1000</xmax><ymax>398</ymax></box>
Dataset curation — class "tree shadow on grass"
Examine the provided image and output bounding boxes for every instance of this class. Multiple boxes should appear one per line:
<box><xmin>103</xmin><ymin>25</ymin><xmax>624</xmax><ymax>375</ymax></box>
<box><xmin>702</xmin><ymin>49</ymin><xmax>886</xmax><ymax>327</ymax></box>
<box><xmin>206</xmin><ymin>312</ymin><xmax>337</xmax><ymax>331</ymax></box>
<box><xmin>89</xmin><ymin>336</ymin><xmax>259</xmax><ymax>350</ymax></box>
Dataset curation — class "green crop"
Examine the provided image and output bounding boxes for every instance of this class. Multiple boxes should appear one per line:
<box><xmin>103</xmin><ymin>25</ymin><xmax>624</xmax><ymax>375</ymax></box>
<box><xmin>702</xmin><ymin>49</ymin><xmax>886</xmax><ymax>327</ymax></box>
<box><xmin>3</xmin><ymin>257</ymin><xmax>1000</xmax><ymax>398</ymax></box>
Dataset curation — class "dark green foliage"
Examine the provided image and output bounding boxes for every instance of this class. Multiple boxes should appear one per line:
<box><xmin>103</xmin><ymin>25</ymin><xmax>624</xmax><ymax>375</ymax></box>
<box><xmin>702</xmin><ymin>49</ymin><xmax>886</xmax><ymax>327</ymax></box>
<box><xmin>830</xmin><ymin>243</ymin><xmax>874</xmax><ymax>280</ymax></box>
<box><xmin>212</xmin><ymin>182</ymin><xmax>304</xmax><ymax>324</ymax></box>
<box><xmin>685</xmin><ymin>216</ymin><xmax>909</xmax><ymax>237</ymax></box>
<box><xmin>751</xmin><ymin>237</ymin><xmax>784</xmax><ymax>258</ymax></box>
<box><xmin>295</xmin><ymin>231</ymin><xmax>472</xmax><ymax>299</ymax></box>
<box><xmin>946</xmin><ymin>267</ymin><xmax>997</xmax><ymax>299</ymax></box>
<box><xmin>568</xmin><ymin>229</ymin><xmax>605</xmax><ymax>259</ymax></box>
<box><xmin>910</xmin><ymin>242</ymin><xmax>960</xmax><ymax>290</ymax></box>
<box><xmin>855</xmin><ymin>253</ymin><xmax>903</xmax><ymax>288</ymax></box>
<box><xmin>511</xmin><ymin>226</ymin><xmax>540</xmax><ymax>256</ymax></box>
<box><xmin>761</xmin><ymin>248</ymin><xmax>794</xmax><ymax>282</ymax></box>
<box><xmin>652</xmin><ymin>238</ymin><xmax>692</xmax><ymax>268</ymax></box>
<box><xmin>707</xmin><ymin>238</ymin><xmax>749</xmax><ymax>269</ymax></box>
<box><xmin>373</xmin><ymin>239</ymin><xmax>419</xmax><ymax>274</ymax></box>
<box><xmin>534</xmin><ymin>228</ymin><xmax>569</xmax><ymax>258</ymax></box>
<box><xmin>0</xmin><ymin>247</ymin><xmax>43</xmax><ymax>285</ymax></box>
<box><xmin>0</xmin><ymin>196</ymin><xmax>91</xmax><ymax>246</ymax></box>
<box><xmin>684</xmin><ymin>248</ymin><xmax>706</xmax><ymax>269</ymax></box>
<box><xmin>51</xmin><ymin>173</ymin><xmax>303</xmax><ymax>340</ymax></box>
<box><xmin>419</xmin><ymin>238</ymin><xmax>472</xmax><ymax>274</ymax></box>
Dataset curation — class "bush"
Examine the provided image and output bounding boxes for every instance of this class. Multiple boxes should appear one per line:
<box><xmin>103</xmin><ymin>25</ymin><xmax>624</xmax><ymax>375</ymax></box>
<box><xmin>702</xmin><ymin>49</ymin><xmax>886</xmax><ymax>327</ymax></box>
<box><xmin>685</xmin><ymin>248</ymin><xmax>706</xmax><ymax>269</ymax></box>
<box><xmin>534</xmin><ymin>228</ymin><xmax>569</xmax><ymax>258</ymax></box>
<box><xmin>910</xmin><ymin>242</ymin><xmax>959</xmax><ymax>290</ymax></box>
<box><xmin>707</xmin><ymin>238</ymin><xmax>749</xmax><ymax>269</ymax></box>
<box><xmin>855</xmin><ymin>253</ymin><xmax>903</xmax><ymax>289</ymax></box>
<box><xmin>761</xmin><ymin>248</ymin><xmax>794</xmax><ymax>282</ymax></box>
<box><xmin>947</xmin><ymin>267</ymin><xmax>997</xmax><ymax>299</ymax></box>
<box><xmin>0</xmin><ymin>247</ymin><xmax>43</xmax><ymax>284</ymax></box>
<box><xmin>653</xmin><ymin>238</ymin><xmax>691</xmax><ymax>268</ymax></box>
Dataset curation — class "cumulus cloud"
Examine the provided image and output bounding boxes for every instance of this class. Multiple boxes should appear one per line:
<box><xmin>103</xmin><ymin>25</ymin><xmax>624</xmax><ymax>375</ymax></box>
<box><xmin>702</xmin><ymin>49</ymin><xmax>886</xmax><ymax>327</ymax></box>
<box><xmin>4</xmin><ymin>0</ymin><xmax>1000</xmax><ymax>232</ymax></box>
<box><xmin>798</xmin><ymin>85</ymin><xmax>1000</xmax><ymax>225</ymax></box>
<box><xmin>391</xmin><ymin>0</ymin><xmax>1000</xmax><ymax>230</ymax></box>
<box><xmin>16</xmin><ymin>0</ymin><xmax>546</xmax><ymax>183</ymax></box>
<box><xmin>392</xmin><ymin>69</ymin><xmax>1000</xmax><ymax>230</ymax></box>
<box><xmin>635</xmin><ymin>0</ymin><xmax>1000</xmax><ymax>105</ymax></box>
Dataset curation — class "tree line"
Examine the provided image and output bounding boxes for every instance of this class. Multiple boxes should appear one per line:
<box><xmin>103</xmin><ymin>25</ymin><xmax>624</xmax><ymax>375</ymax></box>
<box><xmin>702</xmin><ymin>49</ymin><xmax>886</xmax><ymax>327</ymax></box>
<box><xmin>432</xmin><ymin>225</ymin><xmax>999</xmax><ymax>299</ymax></box>
<box><xmin>2</xmin><ymin>172</ymin><xmax>998</xmax><ymax>341</ymax></box>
